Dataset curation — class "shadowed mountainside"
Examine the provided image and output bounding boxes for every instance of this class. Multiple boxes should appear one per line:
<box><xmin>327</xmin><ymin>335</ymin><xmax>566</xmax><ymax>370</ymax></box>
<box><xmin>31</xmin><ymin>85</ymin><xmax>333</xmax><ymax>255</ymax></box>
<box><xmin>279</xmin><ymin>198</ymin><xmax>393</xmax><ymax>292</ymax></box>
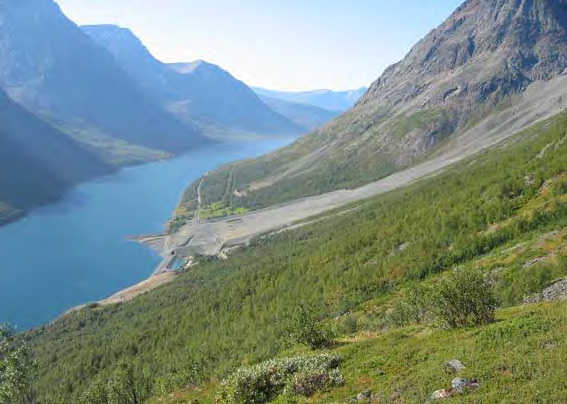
<box><xmin>0</xmin><ymin>0</ymin><xmax>207</xmax><ymax>164</ymax></box>
<box><xmin>0</xmin><ymin>88</ymin><xmax>110</xmax><ymax>223</ymax></box>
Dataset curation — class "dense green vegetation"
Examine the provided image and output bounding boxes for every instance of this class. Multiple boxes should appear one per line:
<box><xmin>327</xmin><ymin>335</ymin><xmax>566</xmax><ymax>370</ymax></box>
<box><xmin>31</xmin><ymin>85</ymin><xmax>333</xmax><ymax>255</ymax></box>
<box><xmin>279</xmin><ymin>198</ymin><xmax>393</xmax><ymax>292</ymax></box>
<box><xmin>417</xmin><ymin>269</ymin><xmax>498</xmax><ymax>329</ymax></box>
<box><xmin>25</xmin><ymin>111</ymin><xmax>567</xmax><ymax>403</ymax></box>
<box><xmin>166</xmin><ymin>302</ymin><xmax>567</xmax><ymax>403</ymax></box>
<box><xmin>0</xmin><ymin>325</ymin><xmax>35</xmax><ymax>404</ymax></box>
<box><xmin>285</xmin><ymin>304</ymin><xmax>335</xmax><ymax>350</ymax></box>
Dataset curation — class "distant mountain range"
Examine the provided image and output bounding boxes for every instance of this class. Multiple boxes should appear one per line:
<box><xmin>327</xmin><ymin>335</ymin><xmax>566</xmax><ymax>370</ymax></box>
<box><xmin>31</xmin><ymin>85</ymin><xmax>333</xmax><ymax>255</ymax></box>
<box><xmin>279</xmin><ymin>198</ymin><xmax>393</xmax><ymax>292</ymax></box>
<box><xmin>253</xmin><ymin>87</ymin><xmax>368</xmax><ymax>112</ymax></box>
<box><xmin>82</xmin><ymin>25</ymin><xmax>304</xmax><ymax>138</ymax></box>
<box><xmin>257</xmin><ymin>95</ymin><xmax>341</xmax><ymax>131</ymax></box>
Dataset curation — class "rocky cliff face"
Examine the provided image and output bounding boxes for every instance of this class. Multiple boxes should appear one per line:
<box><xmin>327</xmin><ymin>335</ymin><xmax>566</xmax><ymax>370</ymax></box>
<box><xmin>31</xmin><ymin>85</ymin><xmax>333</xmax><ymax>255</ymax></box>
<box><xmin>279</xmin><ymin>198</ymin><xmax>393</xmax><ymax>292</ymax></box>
<box><xmin>342</xmin><ymin>0</ymin><xmax>567</xmax><ymax>163</ymax></box>
<box><xmin>360</xmin><ymin>0</ymin><xmax>567</xmax><ymax>114</ymax></box>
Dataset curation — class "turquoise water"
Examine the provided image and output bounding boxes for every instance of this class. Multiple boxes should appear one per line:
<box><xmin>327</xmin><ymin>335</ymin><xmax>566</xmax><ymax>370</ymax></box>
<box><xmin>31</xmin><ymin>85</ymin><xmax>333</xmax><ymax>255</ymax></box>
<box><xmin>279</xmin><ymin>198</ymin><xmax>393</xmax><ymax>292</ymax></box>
<box><xmin>0</xmin><ymin>137</ymin><xmax>294</xmax><ymax>330</ymax></box>
<box><xmin>169</xmin><ymin>257</ymin><xmax>189</xmax><ymax>272</ymax></box>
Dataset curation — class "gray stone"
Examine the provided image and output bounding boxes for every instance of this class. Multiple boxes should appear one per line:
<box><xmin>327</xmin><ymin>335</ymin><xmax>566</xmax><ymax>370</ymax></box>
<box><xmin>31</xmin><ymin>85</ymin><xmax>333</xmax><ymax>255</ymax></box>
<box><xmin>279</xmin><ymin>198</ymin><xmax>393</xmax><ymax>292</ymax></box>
<box><xmin>451</xmin><ymin>378</ymin><xmax>468</xmax><ymax>393</ymax></box>
<box><xmin>445</xmin><ymin>359</ymin><xmax>466</xmax><ymax>373</ymax></box>
<box><xmin>355</xmin><ymin>390</ymin><xmax>371</xmax><ymax>401</ymax></box>
<box><xmin>431</xmin><ymin>389</ymin><xmax>455</xmax><ymax>399</ymax></box>
<box><xmin>542</xmin><ymin>279</ymin><xmax>567</xmax><ymax>302</ymax></box>
<box><xmin>524</xmin><ymin>278</ymin><xmax>567</xmax><ymax>304</ymax></box>
<box><xmin>451</xmin><ymin>377</ymin><xmax>479</xmax><ymax>393</ymax></box>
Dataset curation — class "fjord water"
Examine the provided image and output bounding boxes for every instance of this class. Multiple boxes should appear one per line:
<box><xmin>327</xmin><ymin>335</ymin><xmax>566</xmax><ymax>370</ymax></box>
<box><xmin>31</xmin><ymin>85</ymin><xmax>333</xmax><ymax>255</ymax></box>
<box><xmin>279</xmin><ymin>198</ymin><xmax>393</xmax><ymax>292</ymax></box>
<box><xmin>0</xmin><ymin>137</ymin><xmax>295</xmax><ymax>330</ymax></box>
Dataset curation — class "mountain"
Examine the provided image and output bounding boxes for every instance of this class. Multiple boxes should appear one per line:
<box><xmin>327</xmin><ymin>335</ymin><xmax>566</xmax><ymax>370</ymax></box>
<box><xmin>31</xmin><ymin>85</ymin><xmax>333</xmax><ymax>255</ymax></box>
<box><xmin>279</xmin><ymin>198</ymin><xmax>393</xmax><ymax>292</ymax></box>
<box><xmin>0</xmin><ymin>88</ymin><xmax>110</xmax><ymax>224</ymax></box>
<box><xmin>0</xmin><ymin>0</ymin><xmax>206</xmax><ymax>165</ymax></box>
<box><xmin>198</xmin><ymin>0</ymin><xmax>567</xmax><ymax>210</ymax></box>
<box><xmin>257</xmin><ymin>95</ymin><xmax>340</xmax><ymax>131</ymax></box>
<box><xmin>253</xmin><ymin>87</ymin><xmax>367</xmax><ymax>111</ymax></box>
<box><xmin>82</xmin><ymin>25</ymin><xmax>302</xmax><ymax>138</ymax></box>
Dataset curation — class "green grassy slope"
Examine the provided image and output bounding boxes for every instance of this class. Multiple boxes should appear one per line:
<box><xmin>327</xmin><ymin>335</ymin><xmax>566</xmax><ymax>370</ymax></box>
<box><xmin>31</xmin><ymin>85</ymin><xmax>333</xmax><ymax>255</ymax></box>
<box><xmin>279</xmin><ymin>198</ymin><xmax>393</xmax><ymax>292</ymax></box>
<box><xmin>27</xmin><ymin>111</ymin><xmax>567</xmax><ymax>403</ymax></box>
<box><xmin>154</xmin><ymin>302</ymin><xmax>567</xmax><ymax>404</ymax></box>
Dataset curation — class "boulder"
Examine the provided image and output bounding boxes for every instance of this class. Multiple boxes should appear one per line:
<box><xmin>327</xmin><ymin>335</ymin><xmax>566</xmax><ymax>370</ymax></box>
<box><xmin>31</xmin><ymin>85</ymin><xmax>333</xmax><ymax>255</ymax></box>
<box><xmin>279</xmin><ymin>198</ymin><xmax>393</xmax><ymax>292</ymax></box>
<box><xmin>431</xmin><ymin>389</ymin><xmax>455</xmax><ymax>399</ymax></box>
<box><xmin>452</xmin><ymin>377</ymin><xmax>480</xmax><ymax>393</ymax></box>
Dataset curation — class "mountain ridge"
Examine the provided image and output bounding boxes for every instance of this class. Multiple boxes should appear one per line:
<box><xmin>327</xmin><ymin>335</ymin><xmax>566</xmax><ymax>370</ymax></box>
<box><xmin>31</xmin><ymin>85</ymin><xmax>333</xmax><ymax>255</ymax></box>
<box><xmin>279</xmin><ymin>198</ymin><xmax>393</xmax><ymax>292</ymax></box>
<box><xmin>192</xmin><ymin>0</ymin><xmax>567</xmax><ymax>211</ymax></box>
<box><xmin>83</xmin><ymin>24</ymin><xmax>303</xmax><ymax>138</ymax></box>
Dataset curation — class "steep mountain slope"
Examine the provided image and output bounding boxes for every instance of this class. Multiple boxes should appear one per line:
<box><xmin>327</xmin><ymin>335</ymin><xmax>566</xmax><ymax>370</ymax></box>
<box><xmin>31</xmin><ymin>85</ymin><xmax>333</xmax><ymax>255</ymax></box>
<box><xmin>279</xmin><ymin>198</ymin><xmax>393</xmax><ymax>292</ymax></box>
<box><xmin>197</xmin><ymin>0</ymin><xmax>567</xmax><ymax>210</ymax></box>
<box><xmin>0</xmin><ymin>89</ymin><xmax>110</xmax><ymax>224</ymax></box>
<box><xmin>253</xmin><ymin>87</ymin><xmax>367</xmax><ymax>111</ymax></box>
<box><xmin>258</xmin><ymin>95</ymin><xmax>340</xmax><ymax>131</ymax></box>
<box><xmin>82</xmin><ymin>25</ymin><xmax>302</xmax><ymax>137</ymax></box>
<box><xmin>27</xmin><ymin>110</ymin><xmax>567</xmax><ymax>403</ymax></box>
<box><xmin>0</xmin><ymin>0</ymin><xmax>206</xmax><ymax>164</ymax></box>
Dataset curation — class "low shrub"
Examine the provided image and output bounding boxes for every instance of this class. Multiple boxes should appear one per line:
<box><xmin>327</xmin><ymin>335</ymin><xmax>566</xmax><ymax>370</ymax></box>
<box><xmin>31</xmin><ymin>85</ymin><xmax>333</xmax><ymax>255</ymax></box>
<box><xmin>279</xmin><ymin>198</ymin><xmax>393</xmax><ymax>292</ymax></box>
<box><xmin>389</xmin><ymin>284</ymin><xmax>431</xmax><ymax>327</ymax></box>
<box><xmin>429</xmin><ymin>269</ymin><xmax>498</xmax><ymax>329</ymax></box>
<box><xmin>217</xmin><ymin>354</ymin><xmax>343</xmax><ymax>403</ymax></box>
<box><xmin>285</xmin><ymin>304</ymin><xmax>334</xmax><ymax>350</ymax></box>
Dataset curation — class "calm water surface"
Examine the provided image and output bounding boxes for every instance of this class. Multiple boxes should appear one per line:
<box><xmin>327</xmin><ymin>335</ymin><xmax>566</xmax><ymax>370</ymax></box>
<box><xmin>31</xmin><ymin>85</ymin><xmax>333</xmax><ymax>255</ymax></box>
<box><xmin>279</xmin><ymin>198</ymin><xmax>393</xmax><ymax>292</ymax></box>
<box><xmin>0</xmin><ymin>137</ymin><xmax>294</xmax><ymax>329</ymax></box>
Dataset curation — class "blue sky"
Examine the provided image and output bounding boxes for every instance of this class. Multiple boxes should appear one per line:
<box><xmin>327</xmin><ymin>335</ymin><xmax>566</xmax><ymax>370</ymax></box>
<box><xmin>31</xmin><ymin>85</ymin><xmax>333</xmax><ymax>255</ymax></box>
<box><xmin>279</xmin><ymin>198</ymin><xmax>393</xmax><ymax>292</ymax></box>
<box><xmin>55</xmin><ymin>0</ymin><xmax>464</xmax><ymax>91</ymax></box>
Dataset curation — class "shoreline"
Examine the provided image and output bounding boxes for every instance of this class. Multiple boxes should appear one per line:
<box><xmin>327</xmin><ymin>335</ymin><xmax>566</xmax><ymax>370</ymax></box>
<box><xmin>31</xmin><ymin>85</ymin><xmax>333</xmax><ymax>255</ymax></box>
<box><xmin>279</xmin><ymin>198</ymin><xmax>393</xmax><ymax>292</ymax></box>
<box><xmin>128</xmin><ymin>233</ymin><xmax>168</xmax><ymax>253</ymax></box>
<box><xmin>18</xmin><ymin>137</ymin><xmax>300</xmax><ymax>329</ymax></box>
<box><xmin>96</xmin><ymin>271</ymin><xmax>177</xmax><ymax>306</ymax></box>
<box><xmin>60</xmin><ymin>271</ymin><xmax>178</xmax><ymax>321</ymax></box>
<box><xmin>58</xmin><ymin>235</ymin><xmax>177</xmax><ymax>320</ymax></box>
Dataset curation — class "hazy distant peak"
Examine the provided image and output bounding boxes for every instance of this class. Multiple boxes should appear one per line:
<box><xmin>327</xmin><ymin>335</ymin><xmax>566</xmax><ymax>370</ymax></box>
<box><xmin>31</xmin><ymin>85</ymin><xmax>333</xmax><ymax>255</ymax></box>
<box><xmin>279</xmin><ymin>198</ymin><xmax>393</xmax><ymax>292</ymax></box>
<box><xmin>168</xmin><ymin>60</ymin><xmax>224</xmax><ymax>75</ymax></box>
<box><xmin>169</xmin><ymin>61</ymin><xmax>204</xmax><ymax>74</ymax></box>
<box><xmin>253</xmin><ymin>87</ymin><xmax>368</xmax><ymax>111</ymax></box>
